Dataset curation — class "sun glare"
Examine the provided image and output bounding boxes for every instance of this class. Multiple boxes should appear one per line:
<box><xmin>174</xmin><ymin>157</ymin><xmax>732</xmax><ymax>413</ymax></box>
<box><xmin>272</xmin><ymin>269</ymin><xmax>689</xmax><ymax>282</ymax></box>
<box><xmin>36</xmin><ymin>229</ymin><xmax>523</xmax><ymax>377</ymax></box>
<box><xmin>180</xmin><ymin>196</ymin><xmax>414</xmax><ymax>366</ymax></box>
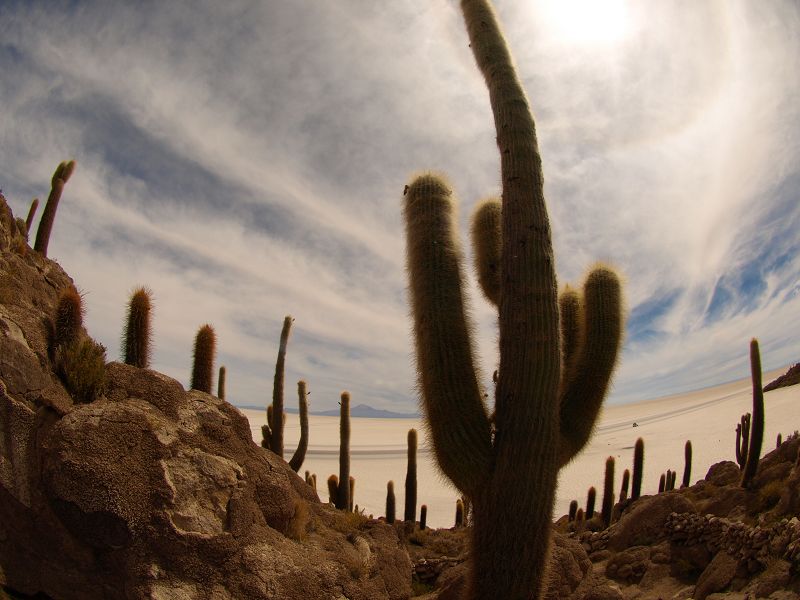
<box><xmin>538</xmin><ymin>0</ymin><xmax>630</xmax><ymax>45</ymax></box>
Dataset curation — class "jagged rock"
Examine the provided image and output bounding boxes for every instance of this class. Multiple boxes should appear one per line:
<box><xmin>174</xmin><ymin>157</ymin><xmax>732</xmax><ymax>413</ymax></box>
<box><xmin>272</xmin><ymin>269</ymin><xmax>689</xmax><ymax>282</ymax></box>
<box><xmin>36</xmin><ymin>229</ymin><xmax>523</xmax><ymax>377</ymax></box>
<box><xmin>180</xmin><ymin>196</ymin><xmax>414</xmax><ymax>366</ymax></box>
<box><xmin>749</xmin><ymin>559</ymin><xmax>791</xmax><ymax>599</ymax></box>
<box><xmin>543</xmin><ymin>533</ymin><xmax>593</xmax><ymax>600</ymax></box>
<box><xmin>694</xmin><ymin>551</ymin><xmax>738</xmax><ymax>600</ymax></box>
<box><xmin>705</xmin><ymin>461</ymin><xmax>742</xmax><ymax>487</ymax></box>
<box><xmin>0</xmin><ymin>195</ymin><xmax>413</xmax><ymax>600</ymax></box>
<box><xmin>608</xmin><ymin>493</ymin><xmax>695</xmax><ymax>551</ymax></box>
<box><xmin>605</xmin><ymin>545</ymin><xmax>650</xmax><ymax>584</ymax></box>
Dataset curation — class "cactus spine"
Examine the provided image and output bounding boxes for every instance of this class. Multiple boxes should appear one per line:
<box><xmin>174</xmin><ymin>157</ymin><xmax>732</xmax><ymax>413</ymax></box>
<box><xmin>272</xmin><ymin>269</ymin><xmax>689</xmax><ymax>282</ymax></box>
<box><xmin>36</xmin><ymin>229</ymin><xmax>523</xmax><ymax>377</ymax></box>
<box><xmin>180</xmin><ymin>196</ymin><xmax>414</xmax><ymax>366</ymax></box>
<box><xmin>122</xmin><ymin>287</ymin><xmax>152</xmax><ymax>368</ymax></box>
<box><xmin>420</xmin><ymin>504</ymin><xmax>427</xmax><ymax>530</ymax></box>
<box><xmin>34</xmin><ymin>160</ymin><xmax>76</xmax><ymax>257</ymax></box>
<box><xmin>24</xmin><ymin>198</ymin><xmax>39</xmax><ymax>237</ymax></box>
<box><xmin>402</xmin><ymin>2</ymin><xmax>624</xmax><ymax>595</ymax></box>
<box><xmin>270</xmin><ymin>315</ymin><xmax>293</xmax><ymax>458</ymax></box>
<box><xmin>602</xmin><ymin>457</ymin><xmax>615</xmax><ymax>528</ymax></box>
<box><xmin>682</xmin><ymin>441</ymin><xmax>692</xmax><ymax>488</ymax></box>
<box><xmin>289</xmin><ymin>380</ymin><xmax>309</xmax><ymax>472</ymax></box>
<box><xmin>632</xmin><ymin>438</ymin><xmax>644</xmax><ymax>501</ymax></box>
<box><xmin>741</xmin><ymin>339</ymin><xmax>765</xmax><ymax>489</ymax></box>
<box><xmin>620</xmin><ymin>469</ymin><xmax>630</xmax><ymax>502</ymax></box>
<box><xmin>190</xmin><ymin>324</ymin><xmax>216</xmax><ymax>393</ymax></box>
<box><xmin>405</xmin><ymin>428</ymin><xmax>418</xmax><ymax>523</ymax></box>
<box><xmin>386</xmin><ymin>481</ymin><xmax>396</xmax><ymax>524</ymax></box>
<box><xmin>336</xmin><ymin>391</ymin><xmax>351</xmax><ymax>510</ymax></box>
<box><xmin>586</xmin><ymin>486</ymin><xmax>596</xmax><ymax>519</ymax></box>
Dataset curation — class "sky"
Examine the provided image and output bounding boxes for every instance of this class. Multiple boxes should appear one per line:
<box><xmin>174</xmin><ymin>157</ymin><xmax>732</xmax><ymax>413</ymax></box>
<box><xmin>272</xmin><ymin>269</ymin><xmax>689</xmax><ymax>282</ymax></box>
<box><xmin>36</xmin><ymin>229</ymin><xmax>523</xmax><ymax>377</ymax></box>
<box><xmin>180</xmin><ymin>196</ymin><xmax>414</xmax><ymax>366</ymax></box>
<box><xmin>1</xmin><ymin>1</ymin><xmax>798</xmax><ymax>414</ymax></box>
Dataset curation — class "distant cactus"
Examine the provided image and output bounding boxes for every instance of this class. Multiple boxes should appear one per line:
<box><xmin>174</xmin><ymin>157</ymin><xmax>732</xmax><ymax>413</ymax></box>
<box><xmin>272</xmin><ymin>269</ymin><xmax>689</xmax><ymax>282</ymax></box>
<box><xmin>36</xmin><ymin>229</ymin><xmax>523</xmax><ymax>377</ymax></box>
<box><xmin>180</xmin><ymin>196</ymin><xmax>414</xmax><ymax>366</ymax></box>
<box><xmin>586</xmin><ymin>486</ymin><xmax>596</xmax><ymax>519</ymax></box>
<box><xmin>122</xmin><ymin>287</ymin><xmax>152</xmax><ymax>369</ymax></box>
<box><xmin>620</xmin><ymin>469</ymin><xmax>630</xmax><ymax>502</ymax></box>
<box><xmin>632</xmin><ymin>438</ymin><xmax>644</xmax><ymax>500</ymax></box>
<box><xmin>190</xmin><ymin>324</ymin><xmax>216</xmax><ymax>393</ymax></box>
<box><xmin>568</xmin><ymin>500</ymin><xmax>578</xmax><ymax>522</ymax></box>
<box><xmin>24</xmin><ymin>198</ymin><xmax>39</xmax><ymax>237</ymax></box>
<box><xmin>217</xmin><ymin>366</ymin><xmax>226</xmax><ymax>400</ymax></box>
<box><xmin>736</xmin><ymin>413</ymin><xmax>752</xmax><ymax>469</ymax></box>
<box><xmin>455</xmin><ymin>498</ymin><xmax>464</xmax><ymax>528</ymax></box>
<box><xmin>658</xmin><ymin>473</ymin><xmax>666</xmax><ymax>493</ymax></box>
<box><xmin>420</xmin><ymin>504</ymin><xmax>427</xmax><ymax>530</ymax></box>
<box><xmin>270</xmin><ymin>315</ymin><xmax>293</xmax><ymax>458</ymax></box>
<box><xmin>404</xmin><ymin>428</ymin><xmax>418</xmax><ymax>523</ymax></box>
<box><xmin>670</xmin><ymin>470</ymin><xmax>678</xmax><ymax>490</ymax></box>
<box><xmin>575</xmin><ymin>508</ymin><xmax>584</xmax><ymax>525</ymax></box>
<box><xmin>386</xmin><ymin>481</ymin><xmax>396</xmax><ymax>524</ymax></box>
<box><xmin>289</xmin><ymin>380</ymin><xmax>309</xmax><ymax>473</ymax></box>
<box><xmin>682</xmin><ymin>441</ymin><xmax>692</xmax><ymax>488</ymax></box>
<box><xmin>602</xmin><ymin>456</ymin><xmax>615</xmax><ymax>528</ymax></box>
<box><xmin>336</xmin><ymin>391</ymin><xmax>351</xmax><ymax>510</ymax></box>
<box><xmin>34</xmin><ymin>160</ymin><xmax>76</xmax><ymax>257</ymax></box>
<box><xmin>327</xmin><ymin>475</ymin><xmax>339</xmax><ymax>505</ymax></box>
<box><xmin>741</xmin><ymin>339</ymin><xmax>765</xmax><ymax>489</ymax></box>
<box><xmin>777</xmin><ymin>433</ymin><xmax>783</xmax><ymax>448</ymax></box>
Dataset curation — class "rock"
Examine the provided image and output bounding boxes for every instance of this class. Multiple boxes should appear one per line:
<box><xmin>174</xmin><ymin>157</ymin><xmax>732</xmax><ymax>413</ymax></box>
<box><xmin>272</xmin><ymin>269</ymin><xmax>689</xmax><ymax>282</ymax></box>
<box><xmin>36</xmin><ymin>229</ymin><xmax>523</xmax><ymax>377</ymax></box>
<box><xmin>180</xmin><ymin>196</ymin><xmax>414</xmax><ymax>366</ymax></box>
<box><xmin>749</xmin><ymin>558</ymin><xmax>791</xmax><ymax>598</ymax></box>
<box><xmin>608</xmin><ymin>494</ymin><xmax>695</xmax><ymax>551</ymax></box>
<box><xmin>605</xmin><ymin>546</ymin><xmax>649</xmax><ymax>584</ymax></box>
<box><xmin>704</xmin><ymin>461</ymin><xmax>742</xmax><ymax>486</ymax></box>
<box><xmin>694</xmin><ymin>551</ymin><xmax>739</xmax><ymax>600</ymax></box>
<box><xmin>544</xmin><ymin>533</ymin><xmax>592</xmax><ymax>600</ymax></box>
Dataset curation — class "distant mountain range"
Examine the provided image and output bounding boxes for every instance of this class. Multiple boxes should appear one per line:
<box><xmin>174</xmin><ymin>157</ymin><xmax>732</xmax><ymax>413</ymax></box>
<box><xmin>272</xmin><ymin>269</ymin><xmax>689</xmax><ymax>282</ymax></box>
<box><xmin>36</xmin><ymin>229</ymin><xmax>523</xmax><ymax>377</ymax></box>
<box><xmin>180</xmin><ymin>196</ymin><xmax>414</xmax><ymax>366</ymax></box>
<box><xmin>234</xmin><ymin>402</ymin><xmax>419</xmax><ymax>419</ymax></box>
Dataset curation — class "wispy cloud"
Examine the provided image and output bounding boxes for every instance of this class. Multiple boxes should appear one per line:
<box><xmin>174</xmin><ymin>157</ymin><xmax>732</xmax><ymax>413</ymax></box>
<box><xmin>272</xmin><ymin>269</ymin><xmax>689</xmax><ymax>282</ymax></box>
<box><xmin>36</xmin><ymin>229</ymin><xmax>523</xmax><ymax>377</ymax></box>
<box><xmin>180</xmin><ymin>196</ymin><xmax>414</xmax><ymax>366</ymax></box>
<box><xmin>1</xmin><ymin>0</ymin><xmax>798</xmax><ymax>412</ymax></box>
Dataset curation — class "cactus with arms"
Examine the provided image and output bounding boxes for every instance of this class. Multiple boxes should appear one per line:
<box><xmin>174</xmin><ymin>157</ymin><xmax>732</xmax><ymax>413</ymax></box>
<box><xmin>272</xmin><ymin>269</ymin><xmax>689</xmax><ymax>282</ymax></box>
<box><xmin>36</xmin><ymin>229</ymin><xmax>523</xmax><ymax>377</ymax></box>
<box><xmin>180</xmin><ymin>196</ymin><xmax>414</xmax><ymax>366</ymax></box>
<box><xmin>288</xmin><ymin>380</ymin><xmax>309</xmax><ymax>472</ymax></box>
<box><xmin>401</xmin><ymin>1</ymin><xmax>624</xmax><ymax>597</ymax></box>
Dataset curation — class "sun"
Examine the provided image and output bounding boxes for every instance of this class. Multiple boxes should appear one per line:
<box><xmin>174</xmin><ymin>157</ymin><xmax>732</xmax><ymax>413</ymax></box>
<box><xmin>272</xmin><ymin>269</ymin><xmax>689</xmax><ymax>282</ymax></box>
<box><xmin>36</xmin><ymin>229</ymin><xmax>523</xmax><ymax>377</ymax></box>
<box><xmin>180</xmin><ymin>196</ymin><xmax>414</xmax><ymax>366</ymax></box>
<box><xmin>538</xmin><ymin>0</ymin><xmax>630</xmax><ymax>45</ymax></box>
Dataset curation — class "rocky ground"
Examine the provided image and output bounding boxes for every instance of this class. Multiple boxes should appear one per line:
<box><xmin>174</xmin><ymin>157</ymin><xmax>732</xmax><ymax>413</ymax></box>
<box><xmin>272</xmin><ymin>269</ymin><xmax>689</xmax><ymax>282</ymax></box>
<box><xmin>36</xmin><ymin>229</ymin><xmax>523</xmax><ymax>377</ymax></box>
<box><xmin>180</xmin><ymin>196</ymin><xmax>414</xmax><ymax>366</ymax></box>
<box><xmin>1</xmin><ymin>191</ymin><xmax>799</xmax><ymax>599</ymax></box>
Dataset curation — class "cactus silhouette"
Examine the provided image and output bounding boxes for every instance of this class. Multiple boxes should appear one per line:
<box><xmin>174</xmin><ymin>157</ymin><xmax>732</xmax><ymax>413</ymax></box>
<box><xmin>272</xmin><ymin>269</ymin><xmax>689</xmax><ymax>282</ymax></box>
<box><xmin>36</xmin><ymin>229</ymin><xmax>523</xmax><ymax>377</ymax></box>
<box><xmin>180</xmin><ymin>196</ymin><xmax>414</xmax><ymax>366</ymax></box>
<box><xmin>741</xmin><ymin>339</ymin><xmax>765</xmax><ymax>489</ymax></box>
<box><xmin>568</xmin><ymin>500</ymin><xmax>578</xmax><ymax>522</ymax></box>
<box><xmin>670</xmin><ymin>470</ymin><xmax>677</xmax><ymax>490</ymax></box>
<box><xmin>632</xmin><ymin>438</ymin><xmax>644</xmax><ymax>500</ymax></box>
<box><xmin>386</xmin><ymin>480</ymin><xmax>396</xmax><ymax>524</ymax></box>
<box><xmin>620</xmin><ymin>469</ymin><xmax>630</xmax><ymax>502</ymax></box>
<box><xmin>736</xmin><ymin>413</ymin><xmax>752</xmax><ymax>469</ymax></box>
<box><xmin>777</xmin><ymin>433</ymin><xmax>783</xmax><ymax>448</ymax></box>
<box><xmin>270</xmin><ymin>315</ymin><xmax>293</xmax><ymax>458</ymax></box>
<box><xmin>455</xmin><ymin>498</ymin><xmax>465</xmax><ymax>528</ymax></box>
<box><xmin>420</xmin><ymin>504</ymin><xmax>428</xmax><ymax>530</ymax></box>
<box><xmin>34</xmin><ymin>160</ymin><xmax>76</xmax><ymax>257</ymax></box>
<box><xmin>336</xmin><ymin>391</ymin><xmax>351</xmax><ymax>510</ymax></box>
<box><xmin>327</xmin><ymin>475</ymin><xmax>339</xmax><ymax>505</ymax></box>
<box><xmin>289</xmin><ymin>380</ymin><xmax>309</xmax><ymax>473</ymax></box>
<box><xmin>586</xmin><ymin>486</ymin><xmax>596</xmax><ymax>519</ymax></box>
<box><xmin>122</xmin><ymin>287</ymin><xmax>152</xmax><ymax>368</ymax></box>
<box><xmin>24</xmin><ymin>198</ymin><xmax>39</xmax><ymax>237</ymax></box>
<box><xmin>217</xmin><ymin>365</ymin><xmax>226</xmax><ymax>400</ymax></box>
<box><xmin>602</xmin><ymin>457</ymin><xmax>615</xmax><ymax>528</ymax></box>
<box><xmin>682</xmin><ymin>441</ymin><xmax>692</xmax><ymax>488</ymax></box>
<box><xmin>405</xmin><ymin>428</ymin><xmax>418</xmax><ymax>523</ymax></box>
<box><xmin>190</xmin><ymin>324</ymin><xmax>216</xmax><ymax>393</ymax></box>
<box><xmin>402</xmin><ymin>2</ymin><xmax>624</xmax><ymax>595</ymax></box>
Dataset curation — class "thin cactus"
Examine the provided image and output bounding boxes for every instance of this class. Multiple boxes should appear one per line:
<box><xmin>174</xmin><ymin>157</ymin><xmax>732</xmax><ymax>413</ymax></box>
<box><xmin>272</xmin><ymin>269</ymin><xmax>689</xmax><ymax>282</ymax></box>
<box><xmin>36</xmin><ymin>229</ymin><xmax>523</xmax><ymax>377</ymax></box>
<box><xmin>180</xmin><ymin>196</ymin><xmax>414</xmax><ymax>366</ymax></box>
<box><xmin>386</xmin><ymin>481</ymin><xmax>396</xmax><ymax>524</ymax></box>
<box><xmin>327</xmin><ymin>475</ymin><xmax>339</xmax><ymax>506</ymax></box>
<box><xmin>585</xmin><ymin>486</ymin><xmax>596</xmax><ymax>519</ymax></box>
<box><xmin>217</xmin><ymin>365</ymin><xmax>226</xmax><ymax>400</ymax></box>
<box><xmin>736</xmin><ymin>413</ymin><xmax>752</xmax><ymax>469</ymax></box>
<box><xmin>670</xmin><ymin>470</ymin><xmax>678</xmax><ymax>490</ymax></box>
<box><xmin>190</xmin><ymin>324</ymin><xmax>215</xmax><ymax>393</ymax></box>
<box><xmin>270</xmin><ymin>315</ymin><xmax>293</xmax><ymax>459</ymax></box>
<box><xmin>602</xmin><ymin>456</ymin><xmax>615</xmax><ymax>528</ymax></box>
<box><xmin>620</xmin><ymin>469</ymin><xmax>630</xmax><ymax>502</ymax></box>
<box><xmin>289</xmin><ymin>380</ymin><xmax>309</xmax><ymax>473</ymax></box>
<box><xmin>568</xmin><ymin>500</ymin><xmax>578</xmax><ymax>522</ymax></box>
<box><xmin>741</xmin><ymin>339</ymin><xmax>765</xmax><ymax>489</ymax></box>
<box><xmin>53</xmin><ymin>286</ymin><xmax>83</xmax><ymax>351</ymax></box>
<box><xmin>777</xmin><ymin>433</ymin><xmax>783</xmax><ymax>448</ymax></box>
<box><xmin>404</xmin><ymin>428</ymin><xmax>418</xmax><ymax>523</ymax></box>
<box><xmin>34</xmin><ymin>160</ymin><xmax>76</xmax><ymax>257</ymax></box>
<box><xmin>348</xmin><ymin>476</ymin><xmax>355</xmax><ymax>513</ymax></box>
<box><xmin>682</xmin><ymin>441</ymin><xmax>692</xmax><ymax>488</ymax></box>
<box><xmin>658</xmin><ymin>473</ymin><xmax>666</xmax><ymax>494</ymax></box>
<box><xmin>336</xmin><ymin>392</ymin><xmax>351</xmax><ymax>510</ymax></box>
<box><xmin>122</xmin><ymin>287</ymin><xmax>153</xmax><ymax>369</ymax></box>
<box><xmin>420</xmin><ymin>504</ymin><xmax>428</xmax><ymax>530</ymax></box>
<box><xmin>575</xmin><ymin>508</ymin><xmax>584</xmax><ymax>525</ymax></box>
<box><xmin>455</xmin><ymin>498</ymin><xmax>464</xmax><ymax>528</ymax></box>
<box><xmin>24</xmin><ymin>198</ymin><xmax>39</xmax><ymax>236</ymax></box>
<box><xmin>632</xmin><ymin>438</ymin><xmax>644</xmax><ymax>501</ymax></box>
<box><xmin>402</xmin><ymin>1</ymin><xmax>624</xmax><ymax>595</ymax></box>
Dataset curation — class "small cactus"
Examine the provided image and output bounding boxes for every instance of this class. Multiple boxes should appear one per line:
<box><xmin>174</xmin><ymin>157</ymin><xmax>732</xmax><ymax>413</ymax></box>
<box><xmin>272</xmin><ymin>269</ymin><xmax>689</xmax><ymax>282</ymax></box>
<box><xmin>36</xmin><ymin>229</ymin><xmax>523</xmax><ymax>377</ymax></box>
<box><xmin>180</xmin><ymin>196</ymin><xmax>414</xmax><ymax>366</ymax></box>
<box><xmin>190</xmin><ymin>324</ymin><xmax>216</xmax><ymax>393</ymax></box>
<box><xmin>741</xmin><ymin>339</ymin><xmax>765</xmax><ymax>489</ymax></box>
<box><xmin>682</xmin><ymin>441</ymin><xmax>692</xmax><ymax>488</ymax></box>
<box><xmin>658</xmin><ymin>473</ymin><xmax>666</xmax><ymax>493</ymax></box>
<box><xmin>602</xmin><ymin>456</ymin><xmax>615</xmax><ymax>528</ymax></box>
<box><xmin>620</xmin><ymin>469</ymin><xmax>630</xmax><ymax>502</ymax></box>
<box><xmin>386</xmin><ymin>481</ymin><xmax>396</xmax><ymax>524</ymax></box>
<box><xmin>420</xmin><ymin>504</ymin><xmax>428</xmax><ymax>530</ymax></box>
<box><xmin>327</xmin><ymin>474</ymin><xmax>339</xmax><ymax>505</ymax></box>
<box><xmin>632</xmin><ymin>438</ymin><xmax>644</xmax><ymax>500</ymax></box>
<box><xmin>404</xmin><ymin>428</ymin><xmax>418</xmax><ymax>523</ymax></box>
<box><xmin>289</xmin><ymin>380</ymin><xmax>309</xmax><ymax>473</ymax></box>
<box><xmin>586</xmin><ymin>486</ymin><xmax>596</xmax><ymax>519</ymax></box>
<box><xmin>455</xmin><ymin>498</ymin><xmax>464</xmax><ymax>528</ymax></box>
<box><xmin>736</xmin><ymin>413</ymin><xmax>752</xmax><ymax>469</ymax></box>
<box><xmin>217</xmin><ymin>365</ymin><xmax>226</xmax><ymax>400</ymax></box>
<box><xmin>777</xmin><ymin>433</ymin><xmax>783</xmax><ymax>448</ymax></box>
<box><xmin>122</xmin><ymin>287</ymin><xmax>153</xmax><ymax>369</ymax></box>
<box><xmin>34</xmin><ymin>160</ymin><xmax>76</xmax><ymax>257</ymax></box>
<box><xmin>53</xmin><ymin>286</ymin><xmax>83</xmax><ymax>351</ymax></box>
<box><xmin>568</xmin><ymin>500</ymin><xmax>578</xmax><ymax>522</ymax></box>
<box><xmin>336</xmin><ymin>391</ymin><xmax>351</xmax><ymax>510</ymax></box>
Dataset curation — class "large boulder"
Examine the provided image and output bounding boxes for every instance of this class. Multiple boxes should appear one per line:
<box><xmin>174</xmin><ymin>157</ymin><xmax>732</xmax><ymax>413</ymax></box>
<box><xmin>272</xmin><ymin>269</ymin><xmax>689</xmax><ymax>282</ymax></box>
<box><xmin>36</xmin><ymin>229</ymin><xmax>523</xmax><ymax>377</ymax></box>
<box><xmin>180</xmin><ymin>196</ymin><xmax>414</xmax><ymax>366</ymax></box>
<box><xmin>608</xmin><ymin>493</ymin><xmax>695</xmax><ymax>551</ymax></box>
<box><xmin>0</xmin><ymin>195</ymin><xmax>412</xmax><ymax>599</ymax></box>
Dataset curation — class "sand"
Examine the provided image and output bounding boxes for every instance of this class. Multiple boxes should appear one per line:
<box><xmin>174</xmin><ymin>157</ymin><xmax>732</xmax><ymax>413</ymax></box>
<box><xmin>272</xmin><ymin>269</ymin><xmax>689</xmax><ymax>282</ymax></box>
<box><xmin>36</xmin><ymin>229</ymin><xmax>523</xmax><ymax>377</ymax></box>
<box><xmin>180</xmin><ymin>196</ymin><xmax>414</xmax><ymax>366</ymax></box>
<box><xmin>241</xmin><ymin>368</ymin><xmax>799</xmax><ymax>529</ymax></box>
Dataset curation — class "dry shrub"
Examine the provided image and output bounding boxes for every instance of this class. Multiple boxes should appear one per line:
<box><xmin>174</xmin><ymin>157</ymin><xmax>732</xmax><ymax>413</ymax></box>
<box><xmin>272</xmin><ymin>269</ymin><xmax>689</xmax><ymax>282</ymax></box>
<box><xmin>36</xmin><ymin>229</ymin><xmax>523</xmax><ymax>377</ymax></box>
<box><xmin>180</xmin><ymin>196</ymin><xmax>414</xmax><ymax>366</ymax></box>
<box><xmin>287</xmin><ymin>499</ymin><xmax>310</xmax><ymax>541</ymax></box>
<box><xmin>56</xmin><ymin>338</ymin><xmax>107</xmax><ymax>403</ymax></box>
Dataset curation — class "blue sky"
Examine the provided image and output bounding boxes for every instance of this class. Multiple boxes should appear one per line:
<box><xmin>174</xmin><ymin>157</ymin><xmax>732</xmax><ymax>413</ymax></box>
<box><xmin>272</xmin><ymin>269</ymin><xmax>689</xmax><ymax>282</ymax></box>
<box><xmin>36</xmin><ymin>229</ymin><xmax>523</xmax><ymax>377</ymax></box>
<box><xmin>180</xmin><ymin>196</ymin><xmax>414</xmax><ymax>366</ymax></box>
<box><xmin>1</xmin><ymin>1</ymin><xmax>798</xmax><ymax>412</ymax></box>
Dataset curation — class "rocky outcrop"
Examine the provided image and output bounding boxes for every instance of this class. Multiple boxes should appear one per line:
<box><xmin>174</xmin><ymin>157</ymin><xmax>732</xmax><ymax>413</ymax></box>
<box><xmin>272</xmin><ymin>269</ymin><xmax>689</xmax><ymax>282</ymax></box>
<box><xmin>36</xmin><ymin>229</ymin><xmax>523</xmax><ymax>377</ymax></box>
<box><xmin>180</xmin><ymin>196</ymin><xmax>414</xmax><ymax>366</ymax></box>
<box><xmin>0</xmin><ymin>194</ymin><xmax>412</xmax><ymax>599</ymax></box>
<box><xmin>764</xmin><ymin>363</ymin><xmax>800</xmax><ymax>392</ymax></box>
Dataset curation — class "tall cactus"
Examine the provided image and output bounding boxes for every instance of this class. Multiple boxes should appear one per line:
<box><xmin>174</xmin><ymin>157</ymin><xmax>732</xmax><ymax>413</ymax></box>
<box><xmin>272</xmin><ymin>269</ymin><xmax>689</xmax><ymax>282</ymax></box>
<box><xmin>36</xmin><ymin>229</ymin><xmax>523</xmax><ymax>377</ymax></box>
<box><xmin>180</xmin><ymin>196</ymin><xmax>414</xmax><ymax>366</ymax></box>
<box><xmin>455</xmin><ymin>498</ymin><xmax>465</xmax><ymax>528</ymax></box>
<box><xmin>741</xmin><ymin>339</ymin><xmax>765</xmax><ymax>489</ymax></box>
<box><xmin>420</xmin><ymin>504</ymin><xmax>428</xmax><ymax>530</ymax></box>
<box><xmin>270</xmin><ymin>315</ymin><xmax>293</xmax><ymax>458</ymax></box>
<box><xmin>336</xmin><ymin>391</ymin><xmax>351</xmax><ymax>510</ymax></box>
<box><xmin>402</xmin><ymin>1</ymin><xmax>623</xmax><ymax>596</ymax></box>
<box><xmin>217</xmin><ymin>365</ymin><xmax>226</xmax><ymax>400</ymax></box>
<box><xmin>34</xmin><ymin>160</ymin><xmax>76</xmax><ymax>257</ymax></box>
<box><xmin>190</xmin><ymin>324</ymin><xmax>216</xmax><ymax>393</ymax></box>
<box><xmin>682</xmin><ymin>441</ymin><xmax>692</xmax><ymax>488</ymax></box>
<box><xmin>404</xmin><ymin>428</ymin><xmax>418</xmax><ymax>523</ymax></box>
<box><xmin>386</xmin><ymin>481</ymin><xmax>396</xmax><ymax>524</ymax></box>
<box><xmin>632</xmin><ymin>438</ymin><xmax>644</xmax><ymax>501</ymax></box>
<box><xmin>602</xmin><ymin>456</ymin><xmax>615</xmax><ymax>528</ymax></box>
<box><xmin>586</xmin><ymin>486</ymin><xmax>596</xmax><ymax>519</ymax></box>
<box><xmin>289</xmin><ymin>380</ymin><xmax>309</xmax><ymax>472</ymax></box>
<box><xmin>122</xmin><ymin>287</ymin><xmax>152</xmax><ymax>368</ymax></box>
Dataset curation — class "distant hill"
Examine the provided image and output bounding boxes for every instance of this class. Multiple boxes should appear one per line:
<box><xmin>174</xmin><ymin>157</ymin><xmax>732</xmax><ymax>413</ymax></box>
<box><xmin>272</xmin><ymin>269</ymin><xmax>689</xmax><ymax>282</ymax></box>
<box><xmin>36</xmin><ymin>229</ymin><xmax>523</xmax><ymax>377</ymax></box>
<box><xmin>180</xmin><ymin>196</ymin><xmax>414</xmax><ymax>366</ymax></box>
<box><xmin>234</xmin><ymin>403</ymin><xmax>419</xmax><ymax>419</ymax></box>
<box><xmin>764</xmin><ymin>363</ymin><xmax>800</xmax><ymax>392</ymax></box>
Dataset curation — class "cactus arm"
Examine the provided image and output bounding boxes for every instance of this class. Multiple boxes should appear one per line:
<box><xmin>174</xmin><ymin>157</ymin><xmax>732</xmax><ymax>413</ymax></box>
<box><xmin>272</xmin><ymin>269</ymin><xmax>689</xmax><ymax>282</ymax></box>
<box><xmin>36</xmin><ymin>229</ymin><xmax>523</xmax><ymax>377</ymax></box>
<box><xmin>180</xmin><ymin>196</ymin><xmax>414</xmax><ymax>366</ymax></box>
<box><xmin>403</xmin><ymin>175</ymin><xmax>492</xmax><ymax>496</ymax></box>
<box><xmin>741</xmin><ymin>339</ymin><xmax>765</xmax><ymax>488</ymax></box>
<box><xmin>735</xmin><ymin>423</ymin><xmax>743</xmax><ymax>467</ymax></box>
<box><xmin>271</xmin><ymin>315</ymin><xmax>293</xmax><ymax>458</ymax></box>
<box><xmin>25</xmin><ymin>198</ymin><xmax>39</xmax><ymax>236</ymax></box>
<box><xmin>289</xmin><ymin>380</ymin><xmax>309</xmax><ymax>472</ymax></box>
<box><xmin>34</xmin><ymin>160</ymin><xmax>75</xmax><ymax>257</ymax></box>
<box><xmin>558</xmin><ymin>266</ymin><xmax>623</xmax><ymax>465</ymax></box>
<box><xmin>469</xmin><ymin>198</ymin><xmax>502</xmax><ymax>306</ymax></box>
